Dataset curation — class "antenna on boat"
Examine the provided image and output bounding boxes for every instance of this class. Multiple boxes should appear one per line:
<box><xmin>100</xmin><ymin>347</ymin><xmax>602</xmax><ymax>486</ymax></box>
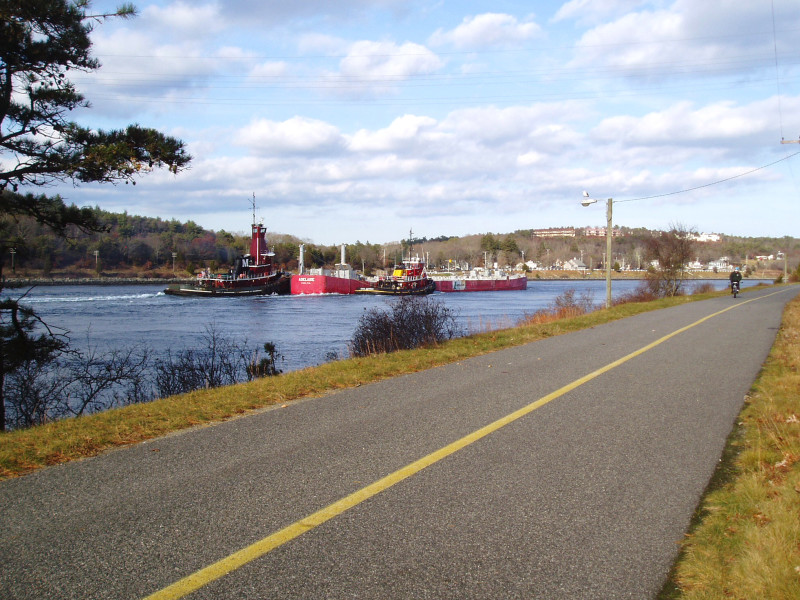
<box><xmin>251</xmin><ymin>193</ymin><xmax>257</xmax><ymax>225</ymax></box>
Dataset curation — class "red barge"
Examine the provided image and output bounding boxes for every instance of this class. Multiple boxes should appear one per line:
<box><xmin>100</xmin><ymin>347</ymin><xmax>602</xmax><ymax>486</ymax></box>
<box><xmin>290</xmin><ymin>244</ymin><xmax>370</xmax><ymax>295</ymax></box>
<box><xmin>430</xmin><ymin>267</ymin><xmax>528</xmax><ymax>292</ymax></box>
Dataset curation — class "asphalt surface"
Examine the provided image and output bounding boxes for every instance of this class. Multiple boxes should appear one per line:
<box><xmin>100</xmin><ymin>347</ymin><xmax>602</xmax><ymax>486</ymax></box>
<box><xmin>1</xmin><ymin>285</ymin><xmax>798</xmax><ymax>599</ymax></box>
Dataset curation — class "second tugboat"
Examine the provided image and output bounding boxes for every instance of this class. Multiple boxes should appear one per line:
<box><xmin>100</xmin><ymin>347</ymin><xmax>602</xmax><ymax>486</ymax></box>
<box><xmin>164</xmin><ymin>197</ymin><xmax>290</xmax><ymax>297</ymax></box>
<box><xmin>356</xmin><ymin>232</ymin><xmax>435</xmax><ymax>296</ymax></box>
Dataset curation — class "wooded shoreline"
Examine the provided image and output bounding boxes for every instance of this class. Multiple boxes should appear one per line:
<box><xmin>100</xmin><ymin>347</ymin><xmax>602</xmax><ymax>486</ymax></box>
<box><xmin>2</xmin><ymin>269</ymin><xmax>777</xmax><ymax>286</ymax></box>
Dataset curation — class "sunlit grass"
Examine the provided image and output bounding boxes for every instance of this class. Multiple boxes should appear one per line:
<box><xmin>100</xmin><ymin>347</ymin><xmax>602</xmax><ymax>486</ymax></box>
<box><xmin>663</xmin><ymin>292</ymin><xmax>800</xmax><ymax>599</ymax></box>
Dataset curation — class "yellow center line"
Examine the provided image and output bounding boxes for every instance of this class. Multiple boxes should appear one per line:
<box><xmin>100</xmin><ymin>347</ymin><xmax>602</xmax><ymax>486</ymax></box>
<box><xmin>144</xmin><ymin>289</ymin><xmax>788</xmax><ymax>600</ymax></box>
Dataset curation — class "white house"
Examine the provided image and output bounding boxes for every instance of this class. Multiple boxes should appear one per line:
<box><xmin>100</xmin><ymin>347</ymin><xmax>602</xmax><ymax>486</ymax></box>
<box><xmin>563</xmin><ymin>257</ymin><xmax>589</xmax><ymax>271</ymax></box>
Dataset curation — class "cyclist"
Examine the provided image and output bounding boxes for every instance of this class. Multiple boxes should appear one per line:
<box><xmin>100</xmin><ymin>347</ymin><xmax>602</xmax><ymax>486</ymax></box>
<box><xmin>729</xmin><ymin>267</ymin><xmax>742</xmax><ymax>293</ymax></box>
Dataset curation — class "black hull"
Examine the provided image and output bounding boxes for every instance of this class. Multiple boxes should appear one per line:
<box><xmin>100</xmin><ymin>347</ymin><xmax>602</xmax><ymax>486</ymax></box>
<box><xmin>164</xmin><ymin>275</ymin><xmax>291</xmax><ymax>297</ymax></box>
<box><xmin>354</xmin><ymin>279</ymin><xmax>436</xmax><ymax>296</ymax></box>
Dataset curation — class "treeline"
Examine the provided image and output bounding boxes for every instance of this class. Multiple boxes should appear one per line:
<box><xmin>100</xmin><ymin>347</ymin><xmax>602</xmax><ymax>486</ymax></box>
<box><xmin>2</xmin><ymin>203</ymin><xmax>798</xmax><ymax>277</ymax></box>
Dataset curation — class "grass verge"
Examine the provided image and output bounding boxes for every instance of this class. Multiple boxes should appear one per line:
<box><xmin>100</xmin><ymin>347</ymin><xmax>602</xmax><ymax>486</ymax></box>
<box><xmin>0</xmin><ymin>292</ymin><xmax>711</xmax><ymax>479</ymax></box>
<box><xmin>660</xmin><ymin>291</ymin><xmax>800</xmax><ymax>599</ymax></box>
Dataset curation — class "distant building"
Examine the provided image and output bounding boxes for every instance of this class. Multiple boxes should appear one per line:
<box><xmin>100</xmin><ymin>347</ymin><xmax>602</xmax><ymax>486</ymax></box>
<box><xmin>563</xmin><ymin>257</ymin><xmax>588</xmax><ymax>271</ymax></box>
<box><xmin>532</xmin><ymin>227</ymin><xmax>575</xmax><ymax>238</ymax></box>
<box><xmin>583</xmin><ymin>226</ymin><xmax>623</xmax><ymax>238</ymax></box>
<box><xmin>690</xmin><ymin>233</ymin><xmax>721</xmax><ymax>242</ymax></box>
<box><xmin>687</xmin><ymin>259</ymin><xmax>705</xmax><ymax>271</ymax></box>
<box><xmin>709</xmin><ymin>257</ymin><xmax>733</xmax><ymax>272</ymax></box>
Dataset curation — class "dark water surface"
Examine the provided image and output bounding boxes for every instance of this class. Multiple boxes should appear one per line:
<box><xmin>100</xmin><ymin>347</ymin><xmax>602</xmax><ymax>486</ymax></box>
<box><xmin>19</xmin><ymin>278</ymin><xmax>765</xmax><ymax>373</ymax></box>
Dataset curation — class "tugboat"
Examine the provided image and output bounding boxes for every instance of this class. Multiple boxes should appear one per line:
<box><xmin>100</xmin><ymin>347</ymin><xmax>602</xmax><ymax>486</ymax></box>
<box><xmin>164</xmin><ymin>198</ymin><xmax>290</xmax><ymax>297</ymax></box>
<box><xmin>356</xmin><ymin>233</ymin><xmax>436</xmax><ymax>296</ymax></box>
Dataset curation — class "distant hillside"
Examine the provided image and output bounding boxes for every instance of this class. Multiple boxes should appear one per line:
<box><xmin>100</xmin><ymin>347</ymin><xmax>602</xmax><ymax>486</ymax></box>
<box><xmin>2</xmin><ymin>207</ymin><xmax>797</xmax><ymax>279</ymax></box>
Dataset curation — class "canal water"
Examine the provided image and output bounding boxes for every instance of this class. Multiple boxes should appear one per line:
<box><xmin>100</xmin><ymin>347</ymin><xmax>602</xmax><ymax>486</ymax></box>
<box><xmin>17</xmin><ymin>278</ymin><xmax>766</xmax><ymax>373</ymax></box>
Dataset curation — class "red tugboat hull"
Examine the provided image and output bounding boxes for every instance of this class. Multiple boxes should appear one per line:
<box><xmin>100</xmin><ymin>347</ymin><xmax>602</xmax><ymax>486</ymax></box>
<box><xmin>164</xmin><ymin>274</ymin><xmax>290</xmax><ymax>297</ymax></box>
<box><xmin>354</xmin><ymin>279</ymin><xmax>436</xmax><ymax>296</ymax></box>
<box><xmin>164</xmin><ymin>196</ymin><xmax>290</xmax><ymax>298</ymax></box>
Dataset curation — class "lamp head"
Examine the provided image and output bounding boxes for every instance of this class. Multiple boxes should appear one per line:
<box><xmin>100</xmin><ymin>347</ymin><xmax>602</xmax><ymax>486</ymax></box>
<box><xmin>581</xmin><ymin>191</ymin><xmax>597</xmax><ymax>207</ymax></box>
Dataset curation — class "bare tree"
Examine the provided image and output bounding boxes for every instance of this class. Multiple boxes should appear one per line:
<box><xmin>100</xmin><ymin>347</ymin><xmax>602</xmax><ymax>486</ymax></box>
<box><xmin>3</xmin><ymin>342</ymin><xmax>151</xmax><ymax>430</ymax></box>
<box><xmin>643</xmin><ymin>224</ymin><xmax>696</xmax><ymax>297</ymax></box>
<box><xmin>153</xmin><ymin>325</ymin><xmax>281</xmax><ymax>398</ymax></box>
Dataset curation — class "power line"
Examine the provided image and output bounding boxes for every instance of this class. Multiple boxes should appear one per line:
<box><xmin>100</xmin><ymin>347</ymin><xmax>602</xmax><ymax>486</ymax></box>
<box><xmin>618</xmin><ymin>151</ymin><xmax>800</xmax><ymax>204</ymax></box>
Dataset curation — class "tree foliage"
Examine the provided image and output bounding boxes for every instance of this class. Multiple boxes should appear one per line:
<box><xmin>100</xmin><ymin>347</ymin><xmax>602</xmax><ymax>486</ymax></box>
<box><xmin>0</xmin><ymin>0</ymin><xmax>191</xmax><ymax>193</ymax></box>
<box><xmin>0</xmin><ymin>1</ymin><xmax>192</xmax><ymax>431</ymax></box>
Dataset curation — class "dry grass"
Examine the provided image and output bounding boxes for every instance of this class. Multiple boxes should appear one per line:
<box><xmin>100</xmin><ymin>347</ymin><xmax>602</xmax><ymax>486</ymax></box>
<box><xmin>691</xmin><ymin>282</ymin><xmax>718</xmax><ymax>295</ymax></box>
<box><xmin>664</xmin><ymin>293</ymin><xmax>800</xmax><ymax>599</ymax></box>
<box><xmin>519</xmin><ymin>287</ymin><xmax>597</xmax><ymax>325</ymax></box>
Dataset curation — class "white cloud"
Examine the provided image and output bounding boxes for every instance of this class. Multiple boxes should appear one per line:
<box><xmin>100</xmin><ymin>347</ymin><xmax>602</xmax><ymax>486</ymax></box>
<box><xmin>141</xmin><ymin>1</ymin><xmax>225</xmax><ymax>39</ymax></box>
<box><xmin>430</xmin><ymin>13</ymin><xmax>543</xmax><ymax>49</ymax></box>
<box><xmin>570</xmin><ymin>0</ymin><xmax>800</xmax><ymax>76</ymax></box>
<box><xmin>592</xmin><ymin>100</ymin><xmax>774</xmax><ymax>147</ymax></box>
<box><xmin>235</xmin><ymin>116</ymin><xmax>345</xmax><ymax>155</ymax></box>
<box><xmin>305</xmin><ymin>40</ymin><xmax>446</xmax><ymax>97</ymax></box>
<box><xmin>553</xmin><ymin>0</ymin><xmax>648</xmax><ymax>25</ymax></box>
<box><xmin>43</xmin><ymin>1</ymin><xmax>800</xmax><ymax>243</ymax></box>
<box><xmin>297</xmin><ymin>33</ymin><xmax>350</xmax><ymax>55</ymax></box>
<box><xmin>249</xmin><ymin>61</ymin><xmax>290</xmax><ymax>78</ymax></box>
<box><xmin>338</xmin><ymin>41</ymin><xmax>444</xmax><ymax>79</ymax></box>
<box><xmin>350</xmin><ymin>115</ymin><xmax>440</xmax><ymax>152</ymax></box>
<box><xmin>441</xmin><ymin>104</ymin><xmax>584</xmax><ymax>151</ymax></box>
<box><xmin>220</xmin><ymin>0</ymin><xmax>414</xmax><ymax>27</ymax></box>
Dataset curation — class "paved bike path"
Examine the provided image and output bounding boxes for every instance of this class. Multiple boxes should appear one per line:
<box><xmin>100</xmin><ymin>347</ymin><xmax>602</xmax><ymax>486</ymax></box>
<box><xmin>1</xmin><ymin>285</ymin><xmax>797</xmax><ymax>599</ymax></box>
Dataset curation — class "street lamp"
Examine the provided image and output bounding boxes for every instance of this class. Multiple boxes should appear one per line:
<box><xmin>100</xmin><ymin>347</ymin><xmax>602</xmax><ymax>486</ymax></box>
<box><xmin>581</xmin><ymin>191</ymin><xmax>613</xmax><ymax>309</ymax></box>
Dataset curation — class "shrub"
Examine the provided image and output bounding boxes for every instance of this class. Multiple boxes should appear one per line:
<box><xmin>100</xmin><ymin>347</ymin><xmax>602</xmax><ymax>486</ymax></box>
<box><xmin>691</xmin><ymin>282</ymin><xmax>717</xmax><ymax>295</ymax></box>
<box><xmin>350</xmin><ymin>296</ymin><xmax>463</xmax><ymax>357</ymax></box>
<box><xmin>247</xmin><ymin>342</ymin><xmax>283</xmax><ymax>378</ymax></box>
<box><xmin>521</xmin><ymin>288</ymin><xmax>596</xmax><ymax>325</ymax></box>
<box><xmin>153</xmin><ymin>326</ymin><xmax>281</xmax><ymax>398</ymax></box>
<box><xmin>615</xmin><ymin>281</ymin><xmax>664</xmax><ymax>304</ymax></box>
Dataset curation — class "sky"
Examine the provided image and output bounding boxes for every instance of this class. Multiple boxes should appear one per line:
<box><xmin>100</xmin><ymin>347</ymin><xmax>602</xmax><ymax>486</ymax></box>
<box><xmin>47</xmin><ymin>0</ymin><xmax>800</xmax><ymax>245</ymax></box>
